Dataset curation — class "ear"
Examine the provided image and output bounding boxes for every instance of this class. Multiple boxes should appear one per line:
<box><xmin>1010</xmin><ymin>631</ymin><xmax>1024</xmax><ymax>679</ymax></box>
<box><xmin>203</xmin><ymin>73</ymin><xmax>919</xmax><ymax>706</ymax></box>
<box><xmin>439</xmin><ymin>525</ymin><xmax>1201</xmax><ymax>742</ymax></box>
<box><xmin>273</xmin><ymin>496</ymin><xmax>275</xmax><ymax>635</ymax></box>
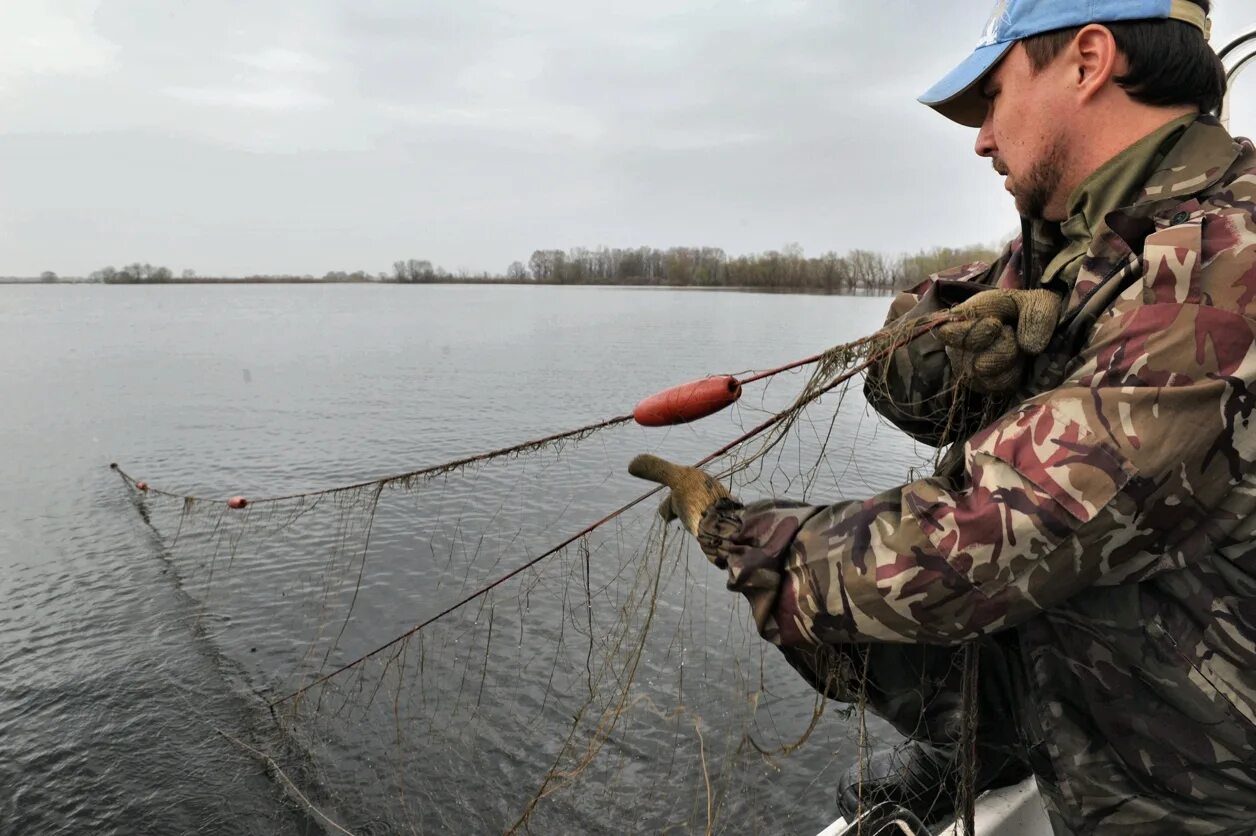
<box><xmin>1071</xmin><ymin>24</ymin><xmax>1120</xmax><ymax>104</ymax></box>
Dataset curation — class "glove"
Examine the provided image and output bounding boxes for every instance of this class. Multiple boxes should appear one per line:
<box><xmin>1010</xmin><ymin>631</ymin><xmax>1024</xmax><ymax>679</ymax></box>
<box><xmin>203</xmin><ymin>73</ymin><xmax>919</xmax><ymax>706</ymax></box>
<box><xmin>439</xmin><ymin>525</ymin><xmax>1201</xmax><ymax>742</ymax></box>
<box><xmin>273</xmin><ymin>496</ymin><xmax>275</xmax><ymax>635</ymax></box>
<box><xmin>628</xmin><ymin>454</ymin><xmax>731</xmax><ymax>536</ymax></box>
<box><xmin>934</xmin><ymin>288</ymin><xmax>1061</xmax><ymax>393</ymax></box>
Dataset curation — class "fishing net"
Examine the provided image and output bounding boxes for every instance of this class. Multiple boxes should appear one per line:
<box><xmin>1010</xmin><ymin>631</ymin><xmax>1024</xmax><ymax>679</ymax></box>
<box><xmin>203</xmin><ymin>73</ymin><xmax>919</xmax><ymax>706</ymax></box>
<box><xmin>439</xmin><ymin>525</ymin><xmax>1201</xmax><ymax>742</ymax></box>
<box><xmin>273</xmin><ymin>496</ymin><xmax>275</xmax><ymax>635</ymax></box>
<box><xmin>114</xmin><ymin>314</ymin><xmax>983</xmax><ymax>835</ymax></box>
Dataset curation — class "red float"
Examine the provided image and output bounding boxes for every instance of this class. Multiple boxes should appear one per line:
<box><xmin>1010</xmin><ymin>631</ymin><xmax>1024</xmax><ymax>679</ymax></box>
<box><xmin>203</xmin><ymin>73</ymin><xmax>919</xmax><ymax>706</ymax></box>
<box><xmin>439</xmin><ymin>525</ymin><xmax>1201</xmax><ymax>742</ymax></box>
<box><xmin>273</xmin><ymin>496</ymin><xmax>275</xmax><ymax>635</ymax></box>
<box><xmin>227</xmin><ymin>496</ymin><xmax>249</xmax><ymax>509</ymax></box>
<box><xmin>633</xmin><ymin>375</ymin><xmax>742</xmax><ymax>427</ymax></box>
<box><xmin>136</xmin><ymin>481</ymin><xmax>148</xmax><ymax>491</ymax></box>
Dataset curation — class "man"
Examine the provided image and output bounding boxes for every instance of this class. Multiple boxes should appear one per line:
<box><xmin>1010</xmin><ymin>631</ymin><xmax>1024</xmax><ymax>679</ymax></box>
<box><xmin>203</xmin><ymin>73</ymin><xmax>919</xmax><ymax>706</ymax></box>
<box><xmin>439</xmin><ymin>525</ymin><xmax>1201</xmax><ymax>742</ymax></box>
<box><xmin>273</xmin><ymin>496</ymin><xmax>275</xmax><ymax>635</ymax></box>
<box><xmin>630</xmin><ymin>0</ymin><xmax>1256</xmax><ymax>833</ymax></box>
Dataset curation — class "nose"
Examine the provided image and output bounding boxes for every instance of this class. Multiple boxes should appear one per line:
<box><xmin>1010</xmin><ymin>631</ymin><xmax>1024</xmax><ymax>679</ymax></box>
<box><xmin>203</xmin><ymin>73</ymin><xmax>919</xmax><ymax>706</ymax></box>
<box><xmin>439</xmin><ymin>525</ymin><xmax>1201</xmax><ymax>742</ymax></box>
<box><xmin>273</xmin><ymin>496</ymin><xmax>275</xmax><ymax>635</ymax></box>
<box><xmin>974</xmin><ymin>110</ymin><xmax>997</xmax><ymax>159</ymax></box>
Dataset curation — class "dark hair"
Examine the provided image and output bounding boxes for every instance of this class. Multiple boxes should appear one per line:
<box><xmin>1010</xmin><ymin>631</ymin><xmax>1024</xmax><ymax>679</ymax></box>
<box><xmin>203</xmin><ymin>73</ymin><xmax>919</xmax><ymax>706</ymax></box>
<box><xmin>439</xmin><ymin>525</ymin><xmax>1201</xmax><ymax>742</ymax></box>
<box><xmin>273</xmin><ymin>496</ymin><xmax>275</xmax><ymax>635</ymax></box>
<box><xmin>1022</xmin><ymin>0</ymin><xmax>1226</xmax><ymax>114</ymax></box>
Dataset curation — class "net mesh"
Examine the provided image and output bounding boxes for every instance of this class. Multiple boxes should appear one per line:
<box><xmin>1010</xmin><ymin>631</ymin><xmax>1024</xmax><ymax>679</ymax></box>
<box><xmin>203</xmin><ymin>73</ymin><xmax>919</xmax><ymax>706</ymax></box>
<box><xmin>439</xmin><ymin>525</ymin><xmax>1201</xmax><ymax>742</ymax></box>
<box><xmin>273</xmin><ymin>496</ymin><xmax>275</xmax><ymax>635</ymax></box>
<box><xmin>115</xmin><ymin>313</ymin><xmax>986</xmax><ymax>835</ymax></box>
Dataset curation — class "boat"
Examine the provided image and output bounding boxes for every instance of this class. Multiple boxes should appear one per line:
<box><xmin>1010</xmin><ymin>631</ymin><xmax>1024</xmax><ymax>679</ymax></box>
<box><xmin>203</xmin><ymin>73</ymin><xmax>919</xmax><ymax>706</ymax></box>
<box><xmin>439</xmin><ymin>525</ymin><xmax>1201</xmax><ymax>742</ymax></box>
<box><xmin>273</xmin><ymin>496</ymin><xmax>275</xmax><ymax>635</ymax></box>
<box><xmin>818</xmin><ymin>777</ymin><xmax>1051</xmax><ymax>836</ymax></box>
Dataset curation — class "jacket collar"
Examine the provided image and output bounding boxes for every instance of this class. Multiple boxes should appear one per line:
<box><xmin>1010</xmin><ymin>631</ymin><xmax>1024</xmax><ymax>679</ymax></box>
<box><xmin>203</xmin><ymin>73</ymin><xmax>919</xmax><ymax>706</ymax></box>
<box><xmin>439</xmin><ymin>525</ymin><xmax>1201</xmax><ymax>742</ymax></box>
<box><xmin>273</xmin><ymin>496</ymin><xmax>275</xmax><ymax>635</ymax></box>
<box><xmin>1020</xmin><ymin>114</ymin><xmax>1221</xmax><ymax>293</ymax></box>
<box><xmin>1064</xmin><ymin>113</ymin><xmax>1198</xmax><ymax>248</ymax></box>
<box><xmin>1098</xmin><ymin>114</ymin><xmax>1247</xmax><ymax>259</ymax></box>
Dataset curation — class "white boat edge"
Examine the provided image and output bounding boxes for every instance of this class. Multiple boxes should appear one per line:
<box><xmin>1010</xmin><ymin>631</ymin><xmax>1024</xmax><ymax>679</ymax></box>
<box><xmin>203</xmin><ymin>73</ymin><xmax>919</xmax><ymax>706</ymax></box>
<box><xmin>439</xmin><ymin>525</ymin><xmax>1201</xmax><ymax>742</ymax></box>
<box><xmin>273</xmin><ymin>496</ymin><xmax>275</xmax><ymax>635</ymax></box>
<box><xmin>815</xmin><ymin>776</ymin><xmax>1052</xmax><ymax>836</ymax></box>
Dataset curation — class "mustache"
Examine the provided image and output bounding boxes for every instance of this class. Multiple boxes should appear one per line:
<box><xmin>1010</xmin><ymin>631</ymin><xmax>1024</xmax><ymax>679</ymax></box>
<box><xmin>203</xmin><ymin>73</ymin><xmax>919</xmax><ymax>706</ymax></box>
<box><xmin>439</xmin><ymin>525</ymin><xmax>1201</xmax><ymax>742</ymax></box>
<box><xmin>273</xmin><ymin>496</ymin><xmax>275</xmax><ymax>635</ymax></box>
<box><xmin>992</xmin><ymin>159</ymin><xmax>1010</xmax><ymax>176</ymax></box>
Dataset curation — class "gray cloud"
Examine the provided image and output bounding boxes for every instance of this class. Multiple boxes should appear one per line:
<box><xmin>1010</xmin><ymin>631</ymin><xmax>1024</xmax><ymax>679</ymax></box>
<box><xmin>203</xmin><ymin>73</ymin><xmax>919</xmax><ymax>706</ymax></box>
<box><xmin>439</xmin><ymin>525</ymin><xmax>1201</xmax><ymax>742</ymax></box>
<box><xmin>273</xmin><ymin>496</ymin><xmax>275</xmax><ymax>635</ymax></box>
<box><xmin>0</xmin><ymin>0</ymin><xmax>1251</xmax><ymax>276</ymax></box>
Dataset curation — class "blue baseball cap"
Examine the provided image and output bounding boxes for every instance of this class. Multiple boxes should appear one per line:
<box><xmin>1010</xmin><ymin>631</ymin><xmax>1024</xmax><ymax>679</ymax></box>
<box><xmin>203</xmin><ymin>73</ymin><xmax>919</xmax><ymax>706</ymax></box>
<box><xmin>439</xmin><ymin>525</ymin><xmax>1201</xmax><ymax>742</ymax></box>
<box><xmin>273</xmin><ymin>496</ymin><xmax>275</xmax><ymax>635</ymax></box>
<box><xmin>920</xmin><ymin>0</ymin><xmax>1212</xmax><ymax>127</ymax></box>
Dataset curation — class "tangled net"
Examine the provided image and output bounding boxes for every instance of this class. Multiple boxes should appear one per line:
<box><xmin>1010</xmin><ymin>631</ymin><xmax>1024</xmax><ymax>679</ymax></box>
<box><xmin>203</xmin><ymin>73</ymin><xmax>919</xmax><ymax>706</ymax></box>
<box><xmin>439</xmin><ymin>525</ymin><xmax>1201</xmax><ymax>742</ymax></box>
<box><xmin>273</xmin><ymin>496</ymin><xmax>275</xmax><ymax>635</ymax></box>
<box><xmin>114</xmin><ymin>311</ymin><xmax>988</xmax><ymax>835</ymax></box>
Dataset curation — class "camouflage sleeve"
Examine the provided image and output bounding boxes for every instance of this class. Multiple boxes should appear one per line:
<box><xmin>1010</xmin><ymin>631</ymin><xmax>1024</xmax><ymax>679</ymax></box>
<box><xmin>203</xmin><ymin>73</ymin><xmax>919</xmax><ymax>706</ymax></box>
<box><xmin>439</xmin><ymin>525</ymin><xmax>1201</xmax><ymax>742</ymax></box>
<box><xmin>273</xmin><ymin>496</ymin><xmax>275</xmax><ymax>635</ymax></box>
<box><xmin>702</xmin><ymin>190</ymin><xmax>1256</xmax><ymax>648</ymax></box>
<box><xmin>864</xmin><ymin>257</ymin><xmax>1011</xmax><ymax>446</ymax></box>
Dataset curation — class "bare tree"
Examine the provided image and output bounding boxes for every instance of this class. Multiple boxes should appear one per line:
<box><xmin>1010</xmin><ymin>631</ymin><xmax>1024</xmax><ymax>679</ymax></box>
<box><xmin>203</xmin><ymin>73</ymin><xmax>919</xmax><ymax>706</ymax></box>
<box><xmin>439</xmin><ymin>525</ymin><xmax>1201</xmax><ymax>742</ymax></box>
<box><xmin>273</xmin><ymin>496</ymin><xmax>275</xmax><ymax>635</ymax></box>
<box><xmin>408</xmin><ymin>259</ymin><xmax>435</xmax><ymax>282</ymax></box>
<box><xmin>529</xmin><ymin>250</ymin><xmax>551</xmax><ymax>282</ymax></box>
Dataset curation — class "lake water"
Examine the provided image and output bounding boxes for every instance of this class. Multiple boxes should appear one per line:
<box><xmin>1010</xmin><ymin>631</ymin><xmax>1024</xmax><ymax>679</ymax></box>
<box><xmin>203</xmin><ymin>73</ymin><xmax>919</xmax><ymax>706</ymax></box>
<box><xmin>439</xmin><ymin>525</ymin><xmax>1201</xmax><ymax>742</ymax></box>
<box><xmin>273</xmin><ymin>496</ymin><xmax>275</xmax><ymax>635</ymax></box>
<box><xmin>0</xmin><ymin>284</ymin><xmax>932</xmax><ymax>835</ymax></box>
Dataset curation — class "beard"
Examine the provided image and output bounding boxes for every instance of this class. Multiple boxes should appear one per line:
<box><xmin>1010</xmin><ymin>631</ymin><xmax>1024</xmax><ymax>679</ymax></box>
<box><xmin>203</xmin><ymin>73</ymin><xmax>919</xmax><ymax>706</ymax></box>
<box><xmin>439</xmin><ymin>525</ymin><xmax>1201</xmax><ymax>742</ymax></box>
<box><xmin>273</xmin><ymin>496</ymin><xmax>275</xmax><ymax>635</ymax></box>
<box><xmin>1000</xmin><ymin>136</ymin><xmax>1067</xmax><ymax>220</ymax></box>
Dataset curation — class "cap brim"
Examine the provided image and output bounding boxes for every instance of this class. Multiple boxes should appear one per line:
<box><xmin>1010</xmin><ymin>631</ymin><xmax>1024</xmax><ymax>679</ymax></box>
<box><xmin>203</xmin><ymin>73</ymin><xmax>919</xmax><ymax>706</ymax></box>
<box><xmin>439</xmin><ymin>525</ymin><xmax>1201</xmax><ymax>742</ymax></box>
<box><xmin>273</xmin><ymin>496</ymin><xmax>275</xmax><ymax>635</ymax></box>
<box><xmin>918</xmin><ymin>41</ymin><xmax>1014</xmax><ymax>128</ymax></box>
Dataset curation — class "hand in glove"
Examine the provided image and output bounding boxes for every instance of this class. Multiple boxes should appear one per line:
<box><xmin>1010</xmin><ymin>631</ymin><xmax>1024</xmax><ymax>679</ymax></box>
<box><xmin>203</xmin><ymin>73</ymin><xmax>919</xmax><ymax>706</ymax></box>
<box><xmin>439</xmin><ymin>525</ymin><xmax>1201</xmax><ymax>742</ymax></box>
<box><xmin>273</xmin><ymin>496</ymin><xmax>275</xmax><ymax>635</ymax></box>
<box><xmin>935</xmin><ymin>288</ymin><xmax>1061</xmax><ymax>393</ymax></box>
<box><xmin>628</xmin><ymin>454</ymin><xmax>731</xmax><ymax>536</ymax></box>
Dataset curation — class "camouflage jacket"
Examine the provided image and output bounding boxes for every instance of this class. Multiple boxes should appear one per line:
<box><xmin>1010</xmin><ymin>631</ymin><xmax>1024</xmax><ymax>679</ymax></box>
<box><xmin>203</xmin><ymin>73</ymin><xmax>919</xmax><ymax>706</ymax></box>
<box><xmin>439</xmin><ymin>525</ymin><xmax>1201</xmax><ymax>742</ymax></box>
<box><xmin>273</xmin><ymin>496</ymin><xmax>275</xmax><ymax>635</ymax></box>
<box><xmin>699</xmin><ymin>116</ymin><xmax>1256</xmax><ymax>834</ymax></box>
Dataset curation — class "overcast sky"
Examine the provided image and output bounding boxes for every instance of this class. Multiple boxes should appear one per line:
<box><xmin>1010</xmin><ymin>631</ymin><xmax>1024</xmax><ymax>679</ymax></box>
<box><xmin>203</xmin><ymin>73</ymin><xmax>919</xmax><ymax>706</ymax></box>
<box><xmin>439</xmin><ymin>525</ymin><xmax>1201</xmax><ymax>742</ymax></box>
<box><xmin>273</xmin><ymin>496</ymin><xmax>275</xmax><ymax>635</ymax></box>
<box><xmin>1</xmin><ymin>1</ymin><xmax>1252</xmax><ymax>277</ymax></box>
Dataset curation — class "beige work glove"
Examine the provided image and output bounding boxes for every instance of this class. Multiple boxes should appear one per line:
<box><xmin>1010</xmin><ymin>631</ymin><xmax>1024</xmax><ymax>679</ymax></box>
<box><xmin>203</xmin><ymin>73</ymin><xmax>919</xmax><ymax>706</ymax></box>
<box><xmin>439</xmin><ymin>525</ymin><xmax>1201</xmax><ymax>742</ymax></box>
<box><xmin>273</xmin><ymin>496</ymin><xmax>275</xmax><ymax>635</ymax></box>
<box><xmin>628</xmin><ymin>454</ymin><xmax>731</xmax><ymax>536</ymax></box>
<box><xmin>935</xmin><ymin>289</ymin><xmax>1061</xmax><ymax>393</ymax></box>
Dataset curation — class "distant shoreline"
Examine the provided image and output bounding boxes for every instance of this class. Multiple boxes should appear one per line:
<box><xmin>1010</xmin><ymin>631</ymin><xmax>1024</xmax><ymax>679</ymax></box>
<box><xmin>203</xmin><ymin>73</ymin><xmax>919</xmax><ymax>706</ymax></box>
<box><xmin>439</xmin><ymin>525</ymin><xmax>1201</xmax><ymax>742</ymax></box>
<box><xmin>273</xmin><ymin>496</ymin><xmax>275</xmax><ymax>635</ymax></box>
<box><xmin>6</xmin><ymin>243</ymin><xmax>998</xmax><ymax>294</ymax></box>
<box><xmin>0</xmin><ymin>278</ymin><xmax>899</xmax><ymax>295</ymax></box>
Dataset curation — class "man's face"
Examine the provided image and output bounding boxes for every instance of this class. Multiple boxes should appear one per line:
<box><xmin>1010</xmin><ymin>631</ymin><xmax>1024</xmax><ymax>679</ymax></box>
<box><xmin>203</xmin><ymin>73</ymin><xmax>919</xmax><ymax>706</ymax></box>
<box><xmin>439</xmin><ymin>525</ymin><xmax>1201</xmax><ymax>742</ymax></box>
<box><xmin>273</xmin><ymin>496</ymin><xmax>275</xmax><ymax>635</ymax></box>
<box><xmin>974</xmin><ymin>44</ymin><xmax>1072</xmax><ymax>220</ymax></box>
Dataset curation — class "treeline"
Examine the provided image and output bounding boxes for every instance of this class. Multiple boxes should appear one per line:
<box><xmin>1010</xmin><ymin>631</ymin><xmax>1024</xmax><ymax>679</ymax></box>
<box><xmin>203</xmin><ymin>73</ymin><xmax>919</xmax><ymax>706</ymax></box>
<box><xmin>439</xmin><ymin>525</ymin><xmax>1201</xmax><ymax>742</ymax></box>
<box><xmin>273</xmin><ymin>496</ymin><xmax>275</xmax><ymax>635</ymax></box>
<box><xmin>90</xmin><ymin>263</ymin><xmax>384</xmax><ymax>284</ymax></box>
<box><xmin>512</xmin><ymin>244</ymin><xmax>1000</xmax><ymax>293</ymax></box>
<box><xmin>65</xmin><ymin>243</ymin><xmax>1001</xmax><ymax>292</ymax></box>
<box><xmin>92</xmin><ymin>263</ymin><xmax>180</xmax><ymax>283</ymax></box>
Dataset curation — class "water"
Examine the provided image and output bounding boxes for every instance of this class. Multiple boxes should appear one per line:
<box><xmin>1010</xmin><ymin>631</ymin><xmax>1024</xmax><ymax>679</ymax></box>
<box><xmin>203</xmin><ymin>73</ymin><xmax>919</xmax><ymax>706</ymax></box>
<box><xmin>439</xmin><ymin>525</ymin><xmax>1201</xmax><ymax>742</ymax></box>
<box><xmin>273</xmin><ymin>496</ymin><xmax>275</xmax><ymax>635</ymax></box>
<box><xmin>0</xmin><ymin>284</ymin><xmax>930</xmax><ymax>835</ymax></box>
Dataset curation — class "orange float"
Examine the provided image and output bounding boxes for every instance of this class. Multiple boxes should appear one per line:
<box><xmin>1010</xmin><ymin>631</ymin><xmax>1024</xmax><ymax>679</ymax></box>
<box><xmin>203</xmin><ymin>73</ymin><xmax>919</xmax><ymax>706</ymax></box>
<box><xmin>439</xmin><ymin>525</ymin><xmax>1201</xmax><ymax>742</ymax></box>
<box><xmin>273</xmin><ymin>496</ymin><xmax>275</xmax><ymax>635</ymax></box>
<box><xmin>633</xmin><ymin>375</ymin><xmax>742</xmax><ymax>427</ymax></box>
